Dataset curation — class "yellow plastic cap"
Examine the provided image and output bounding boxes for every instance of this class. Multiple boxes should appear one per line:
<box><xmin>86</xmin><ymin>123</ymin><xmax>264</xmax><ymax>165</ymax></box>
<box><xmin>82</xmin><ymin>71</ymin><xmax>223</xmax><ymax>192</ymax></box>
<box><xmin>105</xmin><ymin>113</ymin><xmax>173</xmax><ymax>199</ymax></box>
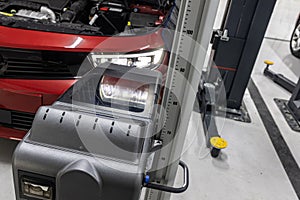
<box><xmin>210</xmin><ymin>137</ymin><xmax>228</xmax><ymax>149</ymax></box>
<box><xmin>264</xmin><ymin>60</ymin><xmax>274</xmax><ymax>65</ymax></box>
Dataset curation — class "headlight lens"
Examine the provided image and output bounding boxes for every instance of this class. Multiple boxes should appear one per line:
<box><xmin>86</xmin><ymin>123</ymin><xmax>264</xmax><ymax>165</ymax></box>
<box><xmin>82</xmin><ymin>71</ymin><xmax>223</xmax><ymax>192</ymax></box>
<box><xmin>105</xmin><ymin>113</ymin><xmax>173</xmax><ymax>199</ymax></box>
<box><xmin>90</xmin><ymin>48</ymin><xmax>164</xmax><ymax>69</ymax></box>
<box><xmin>99</xmin><ymin>75</ymin><xmax>149</xmax><ymax>111</ymax></box>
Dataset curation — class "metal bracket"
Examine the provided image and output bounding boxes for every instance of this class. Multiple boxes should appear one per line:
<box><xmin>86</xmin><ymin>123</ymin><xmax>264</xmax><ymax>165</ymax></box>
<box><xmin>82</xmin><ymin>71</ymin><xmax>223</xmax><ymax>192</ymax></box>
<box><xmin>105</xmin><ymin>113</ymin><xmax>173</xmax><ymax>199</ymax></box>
<box><xmin>220</xmin><ymin>29</ymin><xmax>230</xmax><ymax>41</ymax></box>
<box><xmin>211</xmin><ymin>29</ymin><xmax>230</xmax><ymax>44</ymax></box>
<box><xmin>150</xmin><ymin>140</ymin><xmax>163</xmax><ymax>152</ymax></box>
<box><xmin>200</xmin><ymin>83</ymin><xmax>225</xmax><ymax>158</ymax></box>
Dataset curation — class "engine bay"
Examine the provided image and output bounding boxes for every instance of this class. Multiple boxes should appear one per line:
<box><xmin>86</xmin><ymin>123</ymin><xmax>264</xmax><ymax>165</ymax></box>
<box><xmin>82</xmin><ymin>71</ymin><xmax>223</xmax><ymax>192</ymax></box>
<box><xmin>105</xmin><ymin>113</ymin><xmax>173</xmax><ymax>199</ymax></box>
<box><xmin>0</xmin><ymin>0</ymin><xmax>174</xmax><ymax>35</ymax></box>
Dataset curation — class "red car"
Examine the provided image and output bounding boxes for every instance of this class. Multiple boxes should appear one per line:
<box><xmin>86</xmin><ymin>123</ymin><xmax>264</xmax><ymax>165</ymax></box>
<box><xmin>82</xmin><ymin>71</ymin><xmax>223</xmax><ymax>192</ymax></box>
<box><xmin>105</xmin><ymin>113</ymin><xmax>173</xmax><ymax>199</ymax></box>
<box><xmin>0</xmin><ymin>0</ymin><xmax>177</xmax><ymax>140</ymax></box>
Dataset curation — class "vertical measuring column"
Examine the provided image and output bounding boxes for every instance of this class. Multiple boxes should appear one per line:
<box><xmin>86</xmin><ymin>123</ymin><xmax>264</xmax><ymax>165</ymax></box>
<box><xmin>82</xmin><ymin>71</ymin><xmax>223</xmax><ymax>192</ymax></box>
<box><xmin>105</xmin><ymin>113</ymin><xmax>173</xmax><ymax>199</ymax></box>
<box><xmin>145</xmin><ymin>0</ymin><xmax>220</xmax><ymax>200</ymax></box>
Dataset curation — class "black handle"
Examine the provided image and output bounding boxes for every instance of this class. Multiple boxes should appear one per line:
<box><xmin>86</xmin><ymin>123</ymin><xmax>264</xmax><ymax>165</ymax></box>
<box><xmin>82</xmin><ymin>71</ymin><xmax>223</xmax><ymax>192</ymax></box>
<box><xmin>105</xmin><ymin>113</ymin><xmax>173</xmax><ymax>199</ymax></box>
<box><xmin>144</xmin><ymin>161</ymin><xmax>189</xmax><ymax>194</ymax></box>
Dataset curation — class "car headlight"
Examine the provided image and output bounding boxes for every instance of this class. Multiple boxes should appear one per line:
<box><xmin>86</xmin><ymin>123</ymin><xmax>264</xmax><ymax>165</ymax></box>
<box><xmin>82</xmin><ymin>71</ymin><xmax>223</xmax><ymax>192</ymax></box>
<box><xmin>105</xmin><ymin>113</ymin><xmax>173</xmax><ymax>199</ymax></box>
<box><xmin>89</xmin><ymin>48</ymin><xmax>164</xmax><ymax>69</ymax></box>
<box><xmin>99</xmin><ymin>75</ymin><xmax>150</xmax><ymax>111</ymax></box>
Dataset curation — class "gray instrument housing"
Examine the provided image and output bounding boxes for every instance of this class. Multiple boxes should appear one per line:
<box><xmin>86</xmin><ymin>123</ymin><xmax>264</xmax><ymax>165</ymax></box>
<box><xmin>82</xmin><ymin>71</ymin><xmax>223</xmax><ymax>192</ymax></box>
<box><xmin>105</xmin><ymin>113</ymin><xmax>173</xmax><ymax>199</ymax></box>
<box><xmin>13</xmin><ymin>64</ymin><xmax>162</xmax><ymax>200</ymax></box>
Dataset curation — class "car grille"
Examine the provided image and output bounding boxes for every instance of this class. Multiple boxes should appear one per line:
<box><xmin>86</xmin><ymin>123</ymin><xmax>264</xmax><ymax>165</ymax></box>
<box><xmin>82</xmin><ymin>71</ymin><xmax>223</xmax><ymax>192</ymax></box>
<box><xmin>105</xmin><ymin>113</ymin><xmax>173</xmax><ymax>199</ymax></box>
<box><xmin>11</xmin><ymin>111</ymin><xmax>35</xmax><ymax>130</ymax></box>
<box><xmin>0</xmin><ymin>110</ymin><xmax>35</xmax><ymax>131</ymax></box>
<box><xmin>1</xmin><ymin>59</ymin><xmax>76</xmax><ymax>79</ymax></box>
<box><xmin>0</xmin><ymin>47</ymin><xmax>89</xmax><ymax>79</ymax></box>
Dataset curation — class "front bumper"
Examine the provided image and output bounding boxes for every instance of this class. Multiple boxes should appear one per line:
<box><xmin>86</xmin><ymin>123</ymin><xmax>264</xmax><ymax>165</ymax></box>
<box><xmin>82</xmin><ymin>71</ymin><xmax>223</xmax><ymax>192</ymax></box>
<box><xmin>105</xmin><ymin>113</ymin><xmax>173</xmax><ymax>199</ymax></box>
<box><xmin>0</xmin><ymin>79</ymin><xmax>76</xmax><ymax>139</ymax></box>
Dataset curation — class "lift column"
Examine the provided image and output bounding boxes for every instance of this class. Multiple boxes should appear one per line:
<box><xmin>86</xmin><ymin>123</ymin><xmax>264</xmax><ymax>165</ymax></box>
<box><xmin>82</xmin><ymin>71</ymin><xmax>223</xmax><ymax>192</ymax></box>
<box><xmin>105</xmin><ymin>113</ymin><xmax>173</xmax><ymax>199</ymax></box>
<box><xmin>209</xmin><ymin>0</ymin><xmax>277</xmax><ymax>110</ymax></box>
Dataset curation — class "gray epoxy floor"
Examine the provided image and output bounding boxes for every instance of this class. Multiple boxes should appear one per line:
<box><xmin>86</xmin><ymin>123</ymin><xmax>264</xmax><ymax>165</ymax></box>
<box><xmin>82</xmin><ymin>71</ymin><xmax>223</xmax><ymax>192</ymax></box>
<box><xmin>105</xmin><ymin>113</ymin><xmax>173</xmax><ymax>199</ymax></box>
<box><xmin>170</xmin><ymin>93</ymin><xmax>298</xmax><ymax>200</ymax></box>
<box><xmin>1</xmin><ymin>0</ymin><xmax>300</xmax><ymax>200</ymax></box>
<box><xmin>0</xmin><ymin>139</ymin><xmax>18</xmax><ymax>200</ymax></box>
